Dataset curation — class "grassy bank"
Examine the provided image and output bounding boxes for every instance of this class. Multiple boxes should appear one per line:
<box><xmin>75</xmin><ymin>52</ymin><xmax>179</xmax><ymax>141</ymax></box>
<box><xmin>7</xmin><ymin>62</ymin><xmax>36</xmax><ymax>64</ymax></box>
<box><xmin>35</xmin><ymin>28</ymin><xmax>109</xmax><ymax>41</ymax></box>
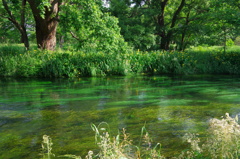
<box><xmin>1</xmin><ymin>44</ymin><xmax>240</xmax><ymax>77</ymax></box>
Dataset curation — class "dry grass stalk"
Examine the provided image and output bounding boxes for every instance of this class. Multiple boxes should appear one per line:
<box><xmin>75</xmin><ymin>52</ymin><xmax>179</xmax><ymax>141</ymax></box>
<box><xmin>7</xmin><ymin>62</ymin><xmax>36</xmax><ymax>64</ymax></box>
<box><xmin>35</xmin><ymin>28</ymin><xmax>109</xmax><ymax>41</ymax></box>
<box><xmin>180</xmin><ymin>113</ymin><xmax>240</xmax><ymax>159</ymax></box>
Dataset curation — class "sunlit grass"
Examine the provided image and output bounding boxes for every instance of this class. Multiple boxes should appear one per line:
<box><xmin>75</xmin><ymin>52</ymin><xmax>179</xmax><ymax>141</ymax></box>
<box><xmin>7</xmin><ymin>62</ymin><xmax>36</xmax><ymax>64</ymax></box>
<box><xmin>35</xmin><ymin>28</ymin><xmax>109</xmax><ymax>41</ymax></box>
<box><xmin>187</xmin><ymin>45</ymin><xmax>240</xmax><ymax>52</ymax></box>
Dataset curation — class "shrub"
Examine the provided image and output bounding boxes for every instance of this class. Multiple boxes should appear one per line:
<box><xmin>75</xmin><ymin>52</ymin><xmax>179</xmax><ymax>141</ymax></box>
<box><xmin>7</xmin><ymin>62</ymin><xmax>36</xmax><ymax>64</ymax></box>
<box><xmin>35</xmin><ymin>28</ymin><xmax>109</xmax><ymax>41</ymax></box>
<box><xmin>2</xmin><ymin>45</ymin><xmax>240</xmax><ymax>77</ymax></box>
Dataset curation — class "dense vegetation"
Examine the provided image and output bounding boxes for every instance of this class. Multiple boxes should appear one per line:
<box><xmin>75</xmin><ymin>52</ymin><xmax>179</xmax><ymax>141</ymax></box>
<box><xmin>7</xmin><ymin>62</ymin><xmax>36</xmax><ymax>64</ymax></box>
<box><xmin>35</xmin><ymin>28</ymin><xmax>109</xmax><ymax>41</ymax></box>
<box><xmin>1</xmin><ymin>0</ymin><xmax>240</xmax><ymax>77</ymax></box>
<box><xmin>1</xmin><ymin>0</ymin><xmax>240</xmax><ymax>51</ymax></box>
<box><xmin>1</xmin><ymin>0</ymin><xmax>240</xmax><ymax>75</ymax></box>
<box><xmin>1</xmin><ymin>44</ymin><xmax>240</xmax><ymax>77</ymax></box>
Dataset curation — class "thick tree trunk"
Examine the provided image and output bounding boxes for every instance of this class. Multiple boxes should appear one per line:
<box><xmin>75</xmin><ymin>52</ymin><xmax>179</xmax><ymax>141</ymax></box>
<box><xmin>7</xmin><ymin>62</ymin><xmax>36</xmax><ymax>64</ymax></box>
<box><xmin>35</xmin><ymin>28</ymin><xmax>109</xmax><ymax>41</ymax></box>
<box><xmin>27</xmin><ymin>0</ymin><xmax>60</xmax><ymax>50</ymax></box>
<box><xmin>35</xmin><ymin>17</ymin><xmax>58</xmax><ymax>50</ymax></box>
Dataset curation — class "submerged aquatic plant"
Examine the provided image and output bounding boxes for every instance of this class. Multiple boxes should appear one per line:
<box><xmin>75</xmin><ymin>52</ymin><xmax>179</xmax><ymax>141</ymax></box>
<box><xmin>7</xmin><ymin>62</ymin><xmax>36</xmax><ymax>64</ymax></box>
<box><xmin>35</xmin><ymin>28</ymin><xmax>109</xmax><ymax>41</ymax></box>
<box><xmin>40</xmin><ymin>113</ymin><xmax>240</xmax><ymax>159</ymax></box>
<box><xmin>41</xmin><ymin>123</ymin><xmax>164</xmax><ymax>159</ymax></box>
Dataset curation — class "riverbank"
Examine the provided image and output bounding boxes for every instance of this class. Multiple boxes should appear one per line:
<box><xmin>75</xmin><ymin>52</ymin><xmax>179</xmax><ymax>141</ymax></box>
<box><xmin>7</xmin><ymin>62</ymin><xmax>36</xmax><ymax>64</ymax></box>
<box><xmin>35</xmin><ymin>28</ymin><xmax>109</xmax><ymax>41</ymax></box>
<box><xmin>1</xmin><ymin>44</ymin><xmax>240</xmax><ymax>78</ymax></box>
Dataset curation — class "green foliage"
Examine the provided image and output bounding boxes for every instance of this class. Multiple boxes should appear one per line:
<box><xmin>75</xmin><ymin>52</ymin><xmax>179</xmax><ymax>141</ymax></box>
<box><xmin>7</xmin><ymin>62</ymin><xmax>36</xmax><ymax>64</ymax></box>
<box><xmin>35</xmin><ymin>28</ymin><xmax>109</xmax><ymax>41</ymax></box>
<box><xmin>37</xmin><ymin>0</ymin><xmax>52</xmax><ymax>19</ymax></box>
<box><xmin>0</xmin><ymin>19</ymin><xmax>20</xmax><ymax>43</ymax></box>
<box><xmin>60</xmin><ymin>0</ymin><xmax>129</xmax><ymax>53</ymax></box>
<box><xmin>1</xmin><ymin>0</ymin><xmax>240</xmax><ymax>51</ymax></box>
<box><xmin>226</xmin><ymin>39</ymin><xmax>234</xmax><ymax>46</ymax></box>
<box><xmin>108</xmin><ymin>0</ymin><xmax>156</xmax><ymax>50</ymax></box>
<box><xmin>0</xmin><ymin>44</ymin><xmax>40</xmax><ymax>77</ymax></box>
<box><xmin>2</xmin><ymin>45</ymin><xmax>240</xmax><ymax>78</ymax></box>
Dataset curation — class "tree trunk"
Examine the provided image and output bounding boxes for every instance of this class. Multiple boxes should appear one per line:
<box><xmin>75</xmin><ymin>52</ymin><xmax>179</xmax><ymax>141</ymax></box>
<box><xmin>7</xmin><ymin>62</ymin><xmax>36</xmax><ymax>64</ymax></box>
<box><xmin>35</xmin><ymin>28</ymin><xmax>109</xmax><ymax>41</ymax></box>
<box><xmin>27</xmin><ymin>0</ymin><xmax>60</xmax><ymax>50</ymax></box>
<box><xmin>157</xmin><ymin>0</ymin><xmax>168</xmax><ymax>50</ymax></box>
<box><xmin>179</xmin><ymin>11</ymin><xmax>190</xmax><ymax>51</ymax></box>
<box><xmin>160</xmin><ymin>35</ymin><xmax>170</xmax><ymax>50</ymax></box>
<box><xmin>20</xmin><ymin>0</ymin><xmax>29</xmax><ymax>49</ymax></box>
<box><xmin>158</xmin><ymin>0</ymin><xmax>186</xmax><ymax>50</ymax></box>
<box><xmin>20</xmin><ymin>27</ymin><xmax>30</xmax><ymax>49</ymax></box>
<box><xmin>35</xmin><ymin>17</ymin><xmax>58</xmax><ymax>50</ymax></box>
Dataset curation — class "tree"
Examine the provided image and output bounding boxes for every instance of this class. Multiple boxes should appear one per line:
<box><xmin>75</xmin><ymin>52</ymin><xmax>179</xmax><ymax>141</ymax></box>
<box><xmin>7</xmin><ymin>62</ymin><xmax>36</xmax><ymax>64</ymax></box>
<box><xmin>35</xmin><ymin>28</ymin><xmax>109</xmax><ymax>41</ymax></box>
<box><xmin>27</xmin><ymin>0</ymin><xmax>61</xmax><ymax>50</ymax></box>
<box><xmin>109</xmin><ymin>0</ymin><xmax>188</xmax><ymax>50</ymax></box>
<box><xmin>108</xmin><ymin>0</ymin><xmax>157</xmax><ymax>50</ymax></box>
<box><xmin>147</xmin><ymin>0</ymin><xmax>186</xmax><ymax>50</ymax></box>
<box><xmin>0</xmin><ymin>14</ymin><xmax>19</xmax><ymax>43</ymax></box>
<box><xmin>60</xmin><ymin>0</ymin><xmax>129</xmax><ymax>53</ymax></box>
<box><xmin>0</xmin><ymin>0</ymin><xmax>61</xmax><ymax>50</ymax></box>
<box><xmin>184</xmin><ymin>0</ymin><xmax>240</xmax><ymax>49</ymax></box>
<box><xmin>1</xmin><ymin>0</ymin><xmax>30</xmax><ymax>49</ymax></box>
<box><xmin>173</xmin><ymin>0</ymin><xmax>211</xmax><ymax>50</ymax></box>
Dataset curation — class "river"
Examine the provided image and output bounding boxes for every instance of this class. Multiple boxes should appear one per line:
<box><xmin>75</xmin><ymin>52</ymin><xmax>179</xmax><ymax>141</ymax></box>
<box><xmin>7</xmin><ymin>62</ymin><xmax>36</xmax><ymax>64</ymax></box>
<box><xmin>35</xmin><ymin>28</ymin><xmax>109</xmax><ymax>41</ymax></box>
<box><xmin>1</xmin><ymin>75</ymin><xmax>240</xmax><ymax>158</ymax></box>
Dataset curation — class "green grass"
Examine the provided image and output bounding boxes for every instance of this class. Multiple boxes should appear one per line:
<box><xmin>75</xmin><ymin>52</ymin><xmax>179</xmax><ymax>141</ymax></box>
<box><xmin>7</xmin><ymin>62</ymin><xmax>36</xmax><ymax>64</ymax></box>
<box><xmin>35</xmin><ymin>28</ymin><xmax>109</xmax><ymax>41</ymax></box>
<box><xmin>1</xmin><ymin>44</ymin><xmax>240</xmax><ymax>77</ymax></box>
<box><xmin>187</xmin><ymin>45</ymin><xmax>240</xmax><ymax>52</ymax></box>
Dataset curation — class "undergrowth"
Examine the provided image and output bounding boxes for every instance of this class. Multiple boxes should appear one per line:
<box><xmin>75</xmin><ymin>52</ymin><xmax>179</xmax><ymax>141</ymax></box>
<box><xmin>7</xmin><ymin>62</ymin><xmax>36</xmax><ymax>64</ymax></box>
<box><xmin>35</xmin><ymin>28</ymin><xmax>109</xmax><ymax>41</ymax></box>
<box><xmin>41</xmin><ymin>113</ymin><xmax>240</xmax><ymax>159</ymax></box>
<box><xmin>1</xmin><ymin>45</ymin><xmax>240</xmax><ymax>77</ymax></box>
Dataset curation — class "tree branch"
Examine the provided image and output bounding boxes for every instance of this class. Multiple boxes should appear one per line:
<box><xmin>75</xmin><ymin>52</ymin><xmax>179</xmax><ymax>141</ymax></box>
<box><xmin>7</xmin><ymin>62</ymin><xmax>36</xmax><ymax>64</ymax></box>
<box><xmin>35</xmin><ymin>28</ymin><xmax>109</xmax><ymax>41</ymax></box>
<box><xmin>170</xmin><ymin>0</ymin><xmax>185</xmax><ymax>28</ymax></box>
<box><xmin>2</xmin><ymin>0</ymin><xmax>22</xmax><ymax>31</ymax></box>
<box><xmin>70</xmin><ymin>31</ymin><xmax>80</xmax><ymax>41</ymax></box>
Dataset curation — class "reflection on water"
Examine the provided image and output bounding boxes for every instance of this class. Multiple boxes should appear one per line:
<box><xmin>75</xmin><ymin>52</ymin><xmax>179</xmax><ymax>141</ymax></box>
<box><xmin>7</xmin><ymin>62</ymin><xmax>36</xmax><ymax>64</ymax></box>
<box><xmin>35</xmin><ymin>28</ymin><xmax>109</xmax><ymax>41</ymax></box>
<box><xmin>1</xmin><ymin>75</ymin><xmax>240</xmax><ymax>158</ymax></box>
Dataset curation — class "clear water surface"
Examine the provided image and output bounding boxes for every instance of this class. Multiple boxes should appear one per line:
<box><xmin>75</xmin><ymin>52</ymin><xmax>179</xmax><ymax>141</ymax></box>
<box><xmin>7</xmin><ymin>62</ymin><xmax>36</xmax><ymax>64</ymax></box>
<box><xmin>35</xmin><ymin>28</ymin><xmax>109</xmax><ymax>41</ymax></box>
<box><xmin>1</xmin><ymin>75</ymin><xmax>240</xmax><ymax>158</ymax></box>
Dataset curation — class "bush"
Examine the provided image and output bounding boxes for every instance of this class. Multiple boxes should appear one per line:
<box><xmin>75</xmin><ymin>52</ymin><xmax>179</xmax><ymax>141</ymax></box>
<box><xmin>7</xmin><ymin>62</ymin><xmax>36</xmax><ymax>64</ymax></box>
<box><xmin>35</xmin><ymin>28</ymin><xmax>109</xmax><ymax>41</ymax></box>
<box><xmin>2</xmin><ymin>45</ymin><xmax>240</xmax><ymax>77</ymax></box>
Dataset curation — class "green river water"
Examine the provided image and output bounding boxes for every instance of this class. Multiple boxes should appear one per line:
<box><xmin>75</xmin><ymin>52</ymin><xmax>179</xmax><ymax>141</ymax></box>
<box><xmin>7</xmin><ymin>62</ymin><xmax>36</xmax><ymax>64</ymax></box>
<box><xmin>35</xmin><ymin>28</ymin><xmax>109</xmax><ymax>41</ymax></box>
<box><xmin>1</xmin><ymin>75</ymin><xmax>240</xmax><ymax>158</ymax></box>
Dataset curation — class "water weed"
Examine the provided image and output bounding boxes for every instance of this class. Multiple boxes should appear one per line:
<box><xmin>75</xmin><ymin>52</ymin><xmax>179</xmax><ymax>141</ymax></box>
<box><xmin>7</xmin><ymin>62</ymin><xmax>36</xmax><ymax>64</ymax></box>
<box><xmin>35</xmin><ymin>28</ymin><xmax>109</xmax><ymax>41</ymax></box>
<box><xmin>41</xmin><ymin>123</ymin><xmax>164</xmax><ymax>159</ymax></box>
<box><xmin>40</xmin><ymin>113</ymin><xmax>240</xmax><ymax>159</ymax></box>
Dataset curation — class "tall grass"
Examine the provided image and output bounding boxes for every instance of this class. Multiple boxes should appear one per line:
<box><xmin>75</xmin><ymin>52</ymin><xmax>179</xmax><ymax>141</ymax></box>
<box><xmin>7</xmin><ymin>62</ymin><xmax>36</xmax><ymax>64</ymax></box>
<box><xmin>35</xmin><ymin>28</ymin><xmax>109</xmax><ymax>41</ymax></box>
<box><xmin>1</xmin><ymin>44</ymin><xmax>240</xmax><ymax>77</ymax></box>
<box><xmin>40</xmin><ymin>113</ymin><xmax>240</xmax><ymax>159</ymax></box>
